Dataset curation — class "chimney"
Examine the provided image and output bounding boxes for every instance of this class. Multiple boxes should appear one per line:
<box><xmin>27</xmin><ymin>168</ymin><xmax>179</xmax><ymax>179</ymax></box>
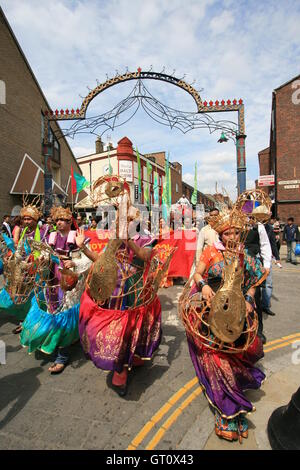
<box><xmin>95</xmin><ymin>137</ymin><xmax>104</xmax><ymax>153</ymax></box>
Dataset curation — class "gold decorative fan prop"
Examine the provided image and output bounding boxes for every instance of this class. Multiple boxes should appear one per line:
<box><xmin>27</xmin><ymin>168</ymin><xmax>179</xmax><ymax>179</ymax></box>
<box><xmin>234</xmin><ymin>189</ymin><xmax>272</xmax><ymax>224</ymax></box>
<box><xmin>178</xmin><ymin>275</ymin><xmax>258</xmax><ymax>354</ymax></box>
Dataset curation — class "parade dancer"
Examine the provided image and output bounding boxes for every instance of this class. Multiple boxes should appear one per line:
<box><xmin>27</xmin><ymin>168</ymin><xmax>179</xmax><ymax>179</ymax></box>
<box><xmin>0</xmin><ymin>199</ymin><xmax>48</xmax><ymax>333</ymax></box>
<box><xmin>20</xmin><ymin>206</ymin><xmax>91</xmax><ymax>374</ymax></box>
<box><xmin>77</xmin><ymin>175</ymin><xmax>174</xmax><ymax>396</ymax></box>
<box><xmin>179</xmin><ymin>190</ymin><xmax>271</xmax><ymax>443</ymax></box>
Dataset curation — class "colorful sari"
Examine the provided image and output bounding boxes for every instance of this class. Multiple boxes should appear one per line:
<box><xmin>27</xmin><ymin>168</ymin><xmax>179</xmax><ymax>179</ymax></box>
<box><xmin>0</xmin><ymin>225</ymin><xmax>48</xmax><ymax>321</ymax></box>
<box><xmin>79</xmin><ymin>235</ymin><xmax>162</xmax><ymax>372</ymax></box>
<box><xmin>187</xmin><ymin>243</ymin><xmax>265</xmax><ymax>419</ymax></box>
<box><xmin>20</xmin><ymin>231</ymin><xmax>91</xmax><ymax>354</ymax></box>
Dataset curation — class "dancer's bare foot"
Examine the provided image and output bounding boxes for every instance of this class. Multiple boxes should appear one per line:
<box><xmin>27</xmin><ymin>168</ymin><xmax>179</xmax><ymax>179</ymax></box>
<box><xmin>12</xmin><ymin>325</ymin><xmax>22</xmax><ymax>334</ymax></box>
<box><xmin>48</xmin><ymin>363</ymin><xmax>65</xmax><ymax>374</ymax></box>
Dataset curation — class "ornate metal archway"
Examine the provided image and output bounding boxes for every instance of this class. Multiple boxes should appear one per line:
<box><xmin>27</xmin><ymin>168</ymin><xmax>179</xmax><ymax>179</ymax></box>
<box><xmin>42</xmin><ymin>68</ymin><xmax>246</xmax><ymax>212</ymax></box>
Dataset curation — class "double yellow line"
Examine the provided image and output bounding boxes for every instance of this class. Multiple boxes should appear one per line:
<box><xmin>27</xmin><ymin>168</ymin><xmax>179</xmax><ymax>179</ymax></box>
<box><xmin>127</xmin><ymin>331</ymin><xmax>300</xmax><ymax>451</ymax></box>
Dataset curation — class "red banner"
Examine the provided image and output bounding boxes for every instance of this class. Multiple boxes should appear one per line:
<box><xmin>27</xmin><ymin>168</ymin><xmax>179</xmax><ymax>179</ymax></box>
<box><xmin>85</xmin><ymin>230</ymin><xmax>109</xmax><ymax>253</ymax></box>
<box><xmin>156</xmin><ymin>230</ymin><xmax>196</xmax><ymax>278</ymax></box>
<box><xmin>85</xmin><ymin>229</ymin><xmax>197</xmax><ymax>278</ymax></box>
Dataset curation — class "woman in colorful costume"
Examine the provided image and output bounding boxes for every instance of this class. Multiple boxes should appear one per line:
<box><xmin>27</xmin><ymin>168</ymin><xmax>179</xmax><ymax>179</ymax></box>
<box><xmin>0</xmin><ymin>201</ymin><xmax>48</xmax><ymax>333</ymax></box>
<box><xmin>179</xmin><ymin>190</ymin><xmax>271</xmax><ymax>443</ymax></box>
<box><xmin>20</xmin><ymin>206</ymin><xmax>92</xmax><ymax>373</ymax></box>
<box><xmin>77</xmin><ymin>175</ymin><xmax>174</xmax><ymax>396</ymax></box>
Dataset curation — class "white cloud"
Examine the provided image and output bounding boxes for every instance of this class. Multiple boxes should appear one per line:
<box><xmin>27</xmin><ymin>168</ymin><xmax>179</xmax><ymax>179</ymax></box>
<box><xmin>72</xmin><ymin>146</ymin><xmax>95</xmax><ymax>158</ymax></box>
<box><xmin>210</xmin><ymin>10</ymin><xmax>235</xmax><ymax>35</ymax></box>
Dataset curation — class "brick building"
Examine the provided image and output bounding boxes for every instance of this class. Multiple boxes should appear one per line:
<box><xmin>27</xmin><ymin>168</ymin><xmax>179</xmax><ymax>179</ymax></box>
<box><xmin>0</xmin><ymin>7</ymin><xmax>82</xmax><ymax>219</ymax></box>
<box><xmin>78</xmin><ymin>137</ymin><xmax>166</xmax><ymax>206</ymax></box>
<box><xmin>258</xmin><ymin>74</ymin><xmax>300</xmax><ymax>224</ymax></box>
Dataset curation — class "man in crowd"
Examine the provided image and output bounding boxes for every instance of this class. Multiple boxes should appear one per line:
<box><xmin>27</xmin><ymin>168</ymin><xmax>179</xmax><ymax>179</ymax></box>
<box><xmin>89</xmin><ymin>217</ymin><xmax>98</xmax><ymax>230</ymax></box>
<box><xmin>261</xmin><ymin>217</ymin><xmax>281</xmax><ymax>317</ymax></box>
<box><xmin>283</xmin><ymin>217</ymin><xmax>299</xmax><ymax>265</ymax></box>
<box><xmin>177</xmin><ymin>194</ymin><xmax>190</xmax><ymax>206</ymax></box>
<box><xmin>244</xmin><ymin>221</ymin><xmax>272</xmax><ymax>344</ymax></box>
<box><xmin>1</xmin><ymin>215</ymin><xmax>12</xmax><ymax>238</ymax></box>
<box><xmin>76</xmin><ymin>213</ymin><xmax>88</xmax><ymax>230</ymax></box>
<box><xmin>271</xmin><ymin>216</ymin><xmax>282</xmax><ymax>256</ymax></box>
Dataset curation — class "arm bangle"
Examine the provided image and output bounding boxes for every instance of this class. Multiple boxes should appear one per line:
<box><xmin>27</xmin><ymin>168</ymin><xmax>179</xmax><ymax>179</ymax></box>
<box><xmin>245</xmin><ymin>294</ymin><xmax>255</xmax><ymax>307</ymax></box>
<box><xmin>197</xmin><ymin>279</ymin><xmax>208</xmax><ymax>291</ymax></box>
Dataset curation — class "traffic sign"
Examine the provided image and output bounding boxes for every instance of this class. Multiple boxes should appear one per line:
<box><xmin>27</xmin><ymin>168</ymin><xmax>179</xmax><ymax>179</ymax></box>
<box><xmin>258</xmin><ymin>175</ymin><xmax>275</xmax><ymax>186</ymax></box>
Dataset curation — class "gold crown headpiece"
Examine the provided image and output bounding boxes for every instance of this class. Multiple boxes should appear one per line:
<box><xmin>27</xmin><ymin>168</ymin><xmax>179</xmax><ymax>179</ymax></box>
<box><xmin>90</xmin><ymin>175</ymin><xmax>131</xmax><ymax>207</ymax></box>
<box><xmin>20</xmin><ymin>193</ymin><xmax>43</xmax><ymax>221</ymax></box>
<box><xmin>234</xmin><ymin>189</ymin><xmax>272</xmax><ymax>224</ymax></box>
<box><xmin>208</xmin><ymin>207</ymin><xmax>248</xmax><ymax>234</ymax></box>
<box><xmin>50</xmin><ymin>206</ymin><xmax>73</xmax><ymax>222</ymax></box>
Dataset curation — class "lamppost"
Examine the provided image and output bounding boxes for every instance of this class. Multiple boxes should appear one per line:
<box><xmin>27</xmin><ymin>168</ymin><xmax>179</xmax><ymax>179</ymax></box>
<box><xmin>42</xmin><ymin>140</ymin><xmax>53</xmax><ymax>216</ymax></box>
<box><xmin>236</xmin><ymin>133</ymin><xmax>246</xmax><ymax>194</ymax></box>
<box><xmin>218</xmin><ymin>131</ymin><xmax>246</xmax><ymax>195</ymax></box>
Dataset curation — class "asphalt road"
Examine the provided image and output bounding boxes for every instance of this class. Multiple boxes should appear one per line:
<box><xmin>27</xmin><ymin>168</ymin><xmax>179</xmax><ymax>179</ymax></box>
<box><xmin>0</xmin><ymin>254</ymin><xmax>299</xmax><ymax>450</ymax></box>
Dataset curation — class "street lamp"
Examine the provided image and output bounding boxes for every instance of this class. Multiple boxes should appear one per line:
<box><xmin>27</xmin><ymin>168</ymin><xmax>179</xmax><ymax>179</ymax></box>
<box><xmin>42</xmin><ymin>141</ymin><xmax>53</xmax><ymax>216</ymax></box>
<box><xmin>218</xmin><ymin>132</ymin><xmax>229</xmax><ymax>143</ymax></box>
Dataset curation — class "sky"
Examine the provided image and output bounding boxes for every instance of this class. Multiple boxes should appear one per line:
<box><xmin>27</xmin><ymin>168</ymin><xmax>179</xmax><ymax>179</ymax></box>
<box><xmin>2</xmin><ymin>0</ymin><xmax>300</xmax><ymax>200</ymax></box>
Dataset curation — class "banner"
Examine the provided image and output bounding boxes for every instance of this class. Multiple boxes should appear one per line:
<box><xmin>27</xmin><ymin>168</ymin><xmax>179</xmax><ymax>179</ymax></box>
<box><xmin>85</xmin><ymin>230</ymin><xmax>110</xmax><ymax>253</ymax></box>
<box><xmin>85</xmin><ymin>229</ymin><xmax>197</xmax><ymax>278</ymax></box>
<box><xmin>155</xmin><ymin>230</ymin><xmax>196</xmax><ymax>278</ymax></box>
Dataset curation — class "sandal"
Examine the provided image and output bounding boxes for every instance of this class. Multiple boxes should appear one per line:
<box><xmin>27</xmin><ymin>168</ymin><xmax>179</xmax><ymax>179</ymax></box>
<box><xmin>238</xmin><ymin>415</ymin><xmax>249</xmax><ymax>439</ymax></box>
<box><xmin>48</xmin><ymin>363</ymin><xmax>66</xmax><ymax>374</ymax></box>
<box><xmin>133</xmin><ymin>356</ymin><xmax>144</xmax><ymax>367</ymax></box>
<box><xmin>215</xmin><ymin>414</ymin><xmax>239</xmax><ymax>442</ymax></box>
<box><xmin>12</xmin><ymin>325</ymin><xmax>23</xmax><ymax>334</ymax></box>
<box><xmin>112</xmin><ymin>369</ymin><xmax>128</xmax><ymax>397</ymax></box>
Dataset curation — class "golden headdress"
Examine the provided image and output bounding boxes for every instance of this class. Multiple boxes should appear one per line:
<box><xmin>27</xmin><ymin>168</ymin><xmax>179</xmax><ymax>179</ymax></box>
<box><xmin>20</xmin><ymin>194</ymin><xmax>42</xmax><ymax>221</ymax></box>
<box><xmin>208</xmin><ymin>207</ymin><xmax>248</xmax><ymax>234</ymax></box>
<box><xmin>234</xmin><ymin>189</ymin><xmax>272</xmax><ymax>224</ymax></box>
<box><xmin>50</xmin><ymin>206</ymin><xmax>72</xmax><ymax>222</ymax></box>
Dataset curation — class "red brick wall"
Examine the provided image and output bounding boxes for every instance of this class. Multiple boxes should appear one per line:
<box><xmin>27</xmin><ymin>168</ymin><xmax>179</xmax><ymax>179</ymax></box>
<box><xmin>258</xmin><ymin>147</ymin><xmax>271</xmax><ymax>176</ymax></box>
<box><xmin>277</xmin><ymin>203</ymin><xmax>300</xmax><ymax>225</ymax></box>
<box><xmin>275</xmin><ymin>81</ymin><xmax>300</xmax><ymax>224</ymax></box>
<box><xmin>257</xmin><ymin>148</ymin><xmax>271</xmax><ymax>196</ymax></box>
<box><xmin>170</xmin><ymin>164</ymin><xmax>182</xmax><ymax>204</ymax></box>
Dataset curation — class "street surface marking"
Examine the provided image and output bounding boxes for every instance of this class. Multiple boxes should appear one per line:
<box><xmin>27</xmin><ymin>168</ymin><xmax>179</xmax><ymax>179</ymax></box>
<box><xmin>127</xmin><ymin>331</ymin><xmax>300</xmax><ymax>450</ymax></box>
<box><xmin>128</xmin><ymin>377</ymin><xmax>197</xmax><ymax>449</ymax></box>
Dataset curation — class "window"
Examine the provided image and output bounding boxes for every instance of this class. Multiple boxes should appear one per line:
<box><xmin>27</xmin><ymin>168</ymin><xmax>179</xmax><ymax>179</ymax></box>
<box><xmin>41</xmin><ymin>113</ymin><xmax>61</xmax><ymax>165</ymax></box>
<box><xmin>176</xmin><ymin>183</ymin><xmax>179</xmax><ymax>193</ymax></box>
<box><xmin>52</xmin><ymin>133</ymin><xmax>60</xmax><ymax>164</ymax></box>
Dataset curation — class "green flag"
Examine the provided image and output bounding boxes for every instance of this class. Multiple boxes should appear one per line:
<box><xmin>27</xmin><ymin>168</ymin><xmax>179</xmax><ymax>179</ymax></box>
<box><xmin>144</xmin><ymin>160</ymin><xmax>152</xmax><ymax>208</ymax></box>
<box><xmin>71</xmin><ymin>166</ymin><xmax>90</xmax><ymax>194</ymax></box>
<box><xmin>154</xmin><ymin>173</ymin><xmax>159</xmax><ymax>205</ymax></box>
<box><xmin>162</xmin><ymin>173</ymin><xmax>169</xmax><ymax>221</ymax></box>
<box><xmin>165</xmin><ymin>154</ymin><xmax>170</xmax><ymax>207</ymax></box>
<box><xmin>108</xmin><ymin>152</ymin><xmax>113</xmax><ymax>175</ymax></box>
<box><xmin>191</xmin><ymin>162</ymin><xmax>198</xmax><ymax>205</ymax></box>
<box><xmin>136</xmin><ymin>147</ymin><xmax>142</xmax><ymax>200</ymax></box>
<box><xmin>168</xmin><ymin>165</ymin><xmax>172</xmax><ymax>207</ymax></box>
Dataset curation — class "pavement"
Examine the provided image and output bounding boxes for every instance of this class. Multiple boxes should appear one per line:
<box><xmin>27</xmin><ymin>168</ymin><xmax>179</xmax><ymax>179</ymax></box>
<box><xmin>0</xmin><ymin>246</ymin><xmax>299</xmax><ymax>450</ymax></box>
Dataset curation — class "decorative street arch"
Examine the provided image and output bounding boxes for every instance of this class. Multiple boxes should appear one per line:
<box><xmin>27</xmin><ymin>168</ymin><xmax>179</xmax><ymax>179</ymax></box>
<box><xmin>42</xmin><ymin>69</ymin><xmax>246</xmax><ymax>212</ymax></box>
